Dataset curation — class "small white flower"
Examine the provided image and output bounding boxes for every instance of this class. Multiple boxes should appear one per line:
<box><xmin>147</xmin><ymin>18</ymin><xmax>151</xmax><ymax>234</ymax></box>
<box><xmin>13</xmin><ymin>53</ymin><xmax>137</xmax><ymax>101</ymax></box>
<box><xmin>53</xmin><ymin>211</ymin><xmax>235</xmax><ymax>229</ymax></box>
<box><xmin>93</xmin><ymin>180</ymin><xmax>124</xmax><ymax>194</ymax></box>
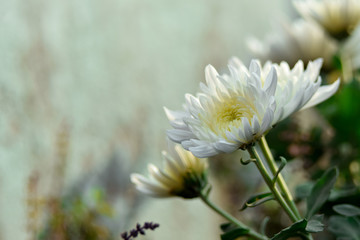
<box><xmin>293</xmin><ymin>0</ymin><xmax>360</xmax><ymax>37</ymax></box>
<box><xmin>131</xmin><ymin>145</ymin><xmax>208</xmax><ymax>198</ymax></box>
<box><xmin>165</xmin><ymin>59</ymin><xmax>340</xmax><ymax>158</ymax></box>
<box><xmin>247</xmin><ymin>19</ymin><xmax>338</xmax><ymax>69</ymax></box>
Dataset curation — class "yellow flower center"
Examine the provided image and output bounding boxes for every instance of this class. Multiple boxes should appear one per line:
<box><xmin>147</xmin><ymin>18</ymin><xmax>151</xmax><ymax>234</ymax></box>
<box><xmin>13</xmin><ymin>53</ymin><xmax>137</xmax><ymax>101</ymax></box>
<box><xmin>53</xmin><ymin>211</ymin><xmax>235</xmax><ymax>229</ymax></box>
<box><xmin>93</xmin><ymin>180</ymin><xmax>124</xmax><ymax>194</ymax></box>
<box><xmin>217</xmin><ymin>104</ymin><xmax>244</xmax><ymax>124</ymax></box>
<box><xmin>200</xmin><ymin>96</ymin><xmax>255</xmax><ymax>137</ymax></box>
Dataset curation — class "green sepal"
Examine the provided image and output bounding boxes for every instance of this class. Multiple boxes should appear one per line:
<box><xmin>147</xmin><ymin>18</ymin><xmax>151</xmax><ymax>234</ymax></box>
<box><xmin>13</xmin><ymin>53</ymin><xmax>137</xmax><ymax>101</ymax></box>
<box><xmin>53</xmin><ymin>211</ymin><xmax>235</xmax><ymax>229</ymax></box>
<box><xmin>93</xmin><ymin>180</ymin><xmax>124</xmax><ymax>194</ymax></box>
<box><xmin>306</xmin><ymin>167</ymin><xmax>339</xmax><ymax>218</ymax></box>
<box><xmin>240</xmin><ymin>192</ymin><xmax>274</xmax><ymax>211</ymax></box>
<box><xmin>240</xmin><ymin>157</ymin><xmax>256</xmax><ymax>165</ymax></box>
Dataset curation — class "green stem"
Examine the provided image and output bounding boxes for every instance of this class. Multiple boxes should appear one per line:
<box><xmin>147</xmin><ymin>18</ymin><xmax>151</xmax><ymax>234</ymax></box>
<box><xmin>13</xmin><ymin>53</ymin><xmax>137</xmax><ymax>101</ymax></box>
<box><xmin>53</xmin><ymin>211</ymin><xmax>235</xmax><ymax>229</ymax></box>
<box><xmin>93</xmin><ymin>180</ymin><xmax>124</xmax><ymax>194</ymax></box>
<box><xmin>259</xmin><ymin>136</ymin><xmax>302</xmax><ymax>220</ymax></box>
<box><xmin>248</xmin><ymin>146</ymin><xmax>298</xmax><ymax>222</ymax></box>
<box><xmin>199</xmin><ymin>191</ymin><xmax>268</xmax><ymax>240</ymax></box>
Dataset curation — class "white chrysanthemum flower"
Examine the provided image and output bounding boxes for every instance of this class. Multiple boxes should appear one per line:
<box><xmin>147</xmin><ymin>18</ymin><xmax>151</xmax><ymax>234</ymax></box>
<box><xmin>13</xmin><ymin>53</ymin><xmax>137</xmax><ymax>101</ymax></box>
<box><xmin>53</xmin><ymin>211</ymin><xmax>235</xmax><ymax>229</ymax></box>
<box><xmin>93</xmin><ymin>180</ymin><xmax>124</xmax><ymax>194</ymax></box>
<box><xmin>293</xmin><ymin>0</ymin><xmax>360</xmax><ymax>38</ymax></box>
<box><xmin>165</xmin><ymin>59</ymin><xmax>340</xmax><ymax>158</ymax></box>
<box><xmin>131</xmin><ymin>145</ymin><xmax>208</xmax><ymax>198</ymax></box>
<box><xmin>247</xmin><ymin>19</ymin><xmax>338</xmax><ymax>69</ymax></box>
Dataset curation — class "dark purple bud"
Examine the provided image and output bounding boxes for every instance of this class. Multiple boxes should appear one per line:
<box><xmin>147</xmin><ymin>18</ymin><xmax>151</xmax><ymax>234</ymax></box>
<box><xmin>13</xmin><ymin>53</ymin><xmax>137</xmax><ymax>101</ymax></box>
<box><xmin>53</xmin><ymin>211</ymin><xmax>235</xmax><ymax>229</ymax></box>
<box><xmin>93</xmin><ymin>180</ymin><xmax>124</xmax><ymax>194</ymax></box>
<box><xmin>143</xmin><ymin>222</ymin><xmax>150</xmax><ymax>229</ymax></box>
<box><xmin>151</xmin><ymin>223</ymin><xmax>160</xmax><ymax>230</ymax></box>
<box><xmin>130</xmin><ymin>229</ymin><xmax>138</xmax><ymax>237</ymax></box>
<box><xmin>136</xmin><ymin>223</ymin><xmax>145</xmax><ymax>235</ymax></box>
<box><xmin>121</xmin><ymin>232</ymin><xmax>128</xmax><ymax>239</ymax></box>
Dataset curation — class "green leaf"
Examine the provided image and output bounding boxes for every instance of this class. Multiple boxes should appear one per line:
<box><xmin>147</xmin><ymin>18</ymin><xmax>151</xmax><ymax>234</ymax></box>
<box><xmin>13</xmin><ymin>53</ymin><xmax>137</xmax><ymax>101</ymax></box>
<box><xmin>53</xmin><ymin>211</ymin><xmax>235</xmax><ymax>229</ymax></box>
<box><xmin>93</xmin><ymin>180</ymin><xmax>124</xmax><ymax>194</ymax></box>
<box><xmin>328</xmin><ymin>216</ymin><xmax>360</xmax><ymax>240</ymax></box>
<box><xmin>260</xmin><ymin>216</ymin><xmax>270</xmax><ymax>235</ymax></box>
<box><xmin>329</xmin><ymin>187</ymin><xmax>360</xmax><ymax>201</ymax></box>
<box><xmin>333</xmin><ymin>204</ymin><xmax>360</xmax><ymax>217</ymax></box>
<box><xmin>220</xmin><ymin>227</ymin><xmax>249</xmax><ymax>240</ymax></box>
<box><xmin>310</xmin><ymin>214</ymin><xmax>324</xmax><ymax>222</ymax></box>
<box><xmin>240</xmin><ymin>192</ymin><xmax>274</xmax><ymax>211</ymax></box>
<box><xmin>332</xmin><ymin>54</ymin><xmax>342</xmax><ymax>70</ymax></box>
<box><xmin>271</xmin><ymin>219</ymin><xmax>308</xmax><ymax>240</ymax></box>
<box><xmin>306</xmin><ymin>167</ymin><xmax>339</xmax><ymax>218</ymax></box>
<box><xmin>295</xmin><ymin>182</ymin><xmax>314</xmax><ymax>199</ymax></box>
<box><xmin>305</xmin><ymin>219</ymin><xmax>324</xmax><ymax>233</ymax></box>
<box><xmin>220</xmin><ymin>222</ymin><xmax>236</xmax><ymax>233</ymax></box>
<box><xmin>272</xmin><ymin>157</ymin><xmax>287</xmax><ymax>185</ymax></box>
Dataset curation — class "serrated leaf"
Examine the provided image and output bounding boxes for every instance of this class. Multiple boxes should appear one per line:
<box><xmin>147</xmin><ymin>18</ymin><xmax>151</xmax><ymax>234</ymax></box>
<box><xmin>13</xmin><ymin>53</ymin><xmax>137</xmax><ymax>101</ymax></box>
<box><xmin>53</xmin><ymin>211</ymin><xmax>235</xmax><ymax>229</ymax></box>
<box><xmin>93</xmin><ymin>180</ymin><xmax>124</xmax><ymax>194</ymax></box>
<box><xmin>306</xmin><ymin>167</ymin><xmax>339</xmax><ymax>218</ymax></box>
<box><xmin>271</xmin><ymin>219</ymin><xmax>307</xmax><ymax>240</ymax></box>
<box><xmin>333</xmin><ymin>204</ymin><xmax>360</xmax><ymax>217</ymax></box>
<box><xmin>328</xmin><ymin>216</ymin><xmax>360</xmax><ymax>240</ymax></box>
<box><xmin>220</xmin><ymin>227</ymin><xmax>249</xmax><ymax>240</ymax></box>
<box><xmin>240</xmin><ymin>192</ymin><xmax>274</xmax><ymax>211</ymax></box>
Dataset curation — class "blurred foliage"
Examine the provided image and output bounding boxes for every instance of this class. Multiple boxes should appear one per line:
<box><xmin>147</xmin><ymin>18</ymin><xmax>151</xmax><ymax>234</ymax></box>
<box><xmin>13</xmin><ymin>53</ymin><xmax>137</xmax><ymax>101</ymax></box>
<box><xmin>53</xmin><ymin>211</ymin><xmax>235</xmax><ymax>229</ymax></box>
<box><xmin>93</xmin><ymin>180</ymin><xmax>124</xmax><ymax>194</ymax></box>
<box><xmin>317</xmin><ymin>79</ymin><xmax>360</xmax><ymax>186</ymax></box>
<box><xmin>38</xmin><ymin>188</ymin><xmax>116</xmax><ymax>240</ymax></box>
<box><xmin>264</xmin><ymin>77</ymin><xmax>360</xmax><ymax>239</ymax></box>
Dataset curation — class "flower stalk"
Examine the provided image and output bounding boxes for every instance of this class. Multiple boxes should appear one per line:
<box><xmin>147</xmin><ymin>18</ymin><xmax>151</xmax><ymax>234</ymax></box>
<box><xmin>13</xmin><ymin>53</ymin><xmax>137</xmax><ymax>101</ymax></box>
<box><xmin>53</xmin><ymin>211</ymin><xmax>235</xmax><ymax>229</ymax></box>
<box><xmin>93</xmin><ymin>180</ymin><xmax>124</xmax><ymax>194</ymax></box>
<box><xmin>199</xmin><ymin>190</ymin><xmax>268</xmax><ymax>240</ymax></box>
<box><xmin>255</xmin><ymin>138</ymin><xmax>314</xmax><ymax>240</ymax></box>
<box><xmin>248</xmin><ymin>145</ymin><xmax>299</xmax><ymax>223</ymax></box>
<box><xmin>259</xmin><ymin>136</ymin><xmax>302</xmax><ymax>220</ymax></box>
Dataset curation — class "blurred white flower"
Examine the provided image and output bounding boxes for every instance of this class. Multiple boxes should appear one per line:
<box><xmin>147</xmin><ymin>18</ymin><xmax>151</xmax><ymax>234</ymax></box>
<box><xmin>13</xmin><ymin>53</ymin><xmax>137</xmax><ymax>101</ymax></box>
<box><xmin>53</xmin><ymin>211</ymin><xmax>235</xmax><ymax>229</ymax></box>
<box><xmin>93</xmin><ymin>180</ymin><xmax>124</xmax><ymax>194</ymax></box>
<box><xmin>293</xmin><ymin>0</ymin><xmax>360</xmax><ymax>37</ymax></box>
<box><xmin>342</xmin><ymin>24</ymin><xmax>360</xmax><ymax>72</ymax></box>
<box><xmin>131</xmin><ymin>145</ymin><xmax>208</xmax><ymax>198</ymax></box>
<box><xmin>165</xmin><ymin>59</ymin><xmax>340</xmax><ymax>158</ymax></box>
<box><xmin>247</xmin><ymin>19</ymin><xmax>338</xmax><ymax>69</ymax></box>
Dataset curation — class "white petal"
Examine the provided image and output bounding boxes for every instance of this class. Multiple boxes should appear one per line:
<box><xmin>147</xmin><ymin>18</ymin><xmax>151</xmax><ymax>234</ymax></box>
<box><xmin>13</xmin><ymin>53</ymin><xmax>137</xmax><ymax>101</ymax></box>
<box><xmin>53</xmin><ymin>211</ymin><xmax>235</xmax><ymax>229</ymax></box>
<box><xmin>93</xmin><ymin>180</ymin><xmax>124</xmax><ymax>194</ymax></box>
<box><xmin>214</xmin><ymin>140</ymin><xmax>239</xmax><ymax>153</ymax></box>
<box><xmin>148</xmin><ymin>164</ymin><xmax>176</xmax><ymax>186</ymax></box>
<box><xmin>174</xmin><ymin>145</ymin><xmax>190</xmax><ymax>168</ymax></box>
<box><xmin>301</xmin><ymin>79</ymin><xmax>340</xmax><ymax>110</ymax></box>
<box><xmin>164</xmin><ymin>107</ymin><xmax>189</xmax><ymax>129</ymax></box>
<box><xmin>249</xmin><ymin>59</ymin><xmax>261</xmax><ymax>77</ymax></box>
<box><xmin>260</xmin><ymin>106</ymin><xmax>274</xmax><ymax>133</ymax></box>
<box><xmin>205</xmin><ymin>65</ymin><xmax>219</xmax><ymax>93</ymax></box>
<box><xmin>131</xmin><ymin>174</ymin><xmax>169</xmax><ymax>194</ymax></box>
<box><xmin>306</xmin><ymin>58</ymin><xmax>323</xmax><ymax>81</ymax></box>
<box><xmin>164</xmin><ymin>107</ymin><xmax>187</xmax><ymax>121</ymax></box>
<box><xmin>135</xmin><ymin>185</ymin><xmax>171</xmax><ymax>198</ymax></box>
<box><xmin>252</xmin><ymin>115</ymin><xmax>261</xmax><ymax>134</ymax></box>
<box><xmin>242</xmin><ymin>117</ymin><xmax>253</xmax><ymax>141</ymax></box>
<box><xmin>228</xmin><ymin>56</ymin><xmax>246</xmax><ymax>71</ymax></box>
<box><xmin>292</xmin><ymin>60</ymin><xmax>304</xmax><ymax>76</ymax></box>
<box><xmin>263</xmin><ymin>66</ymin><xmax>278</xmax><ymax>96</ymax></box>
<box><xmin>282</xmin><ymin>90</ymin><xmax>304</xmax><ymax>119</ymax></box>
<box><xmin>189</xmin><ymin>145</ymin><xmax>219</xmax><ymax>158</ymax></box>
<box><xmin>166</xmin><ymin>129</ymin><xmax>195</xmax><ymax>143</ymax></box>
<box><xmin>225</xmin><ymin>131</ymin><xmax>242</xmax><ymax>143</ymax></box>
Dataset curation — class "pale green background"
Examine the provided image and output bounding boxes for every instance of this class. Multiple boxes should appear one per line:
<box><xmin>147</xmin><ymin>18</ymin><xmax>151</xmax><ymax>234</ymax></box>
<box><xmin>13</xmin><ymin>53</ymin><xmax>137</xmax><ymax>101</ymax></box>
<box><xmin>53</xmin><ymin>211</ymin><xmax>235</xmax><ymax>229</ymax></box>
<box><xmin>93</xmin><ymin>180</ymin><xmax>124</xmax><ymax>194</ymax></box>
<box><xmin>0</xmin><ymin>0</ymin><xmax>291</xmax><ymax>239</ymax></box>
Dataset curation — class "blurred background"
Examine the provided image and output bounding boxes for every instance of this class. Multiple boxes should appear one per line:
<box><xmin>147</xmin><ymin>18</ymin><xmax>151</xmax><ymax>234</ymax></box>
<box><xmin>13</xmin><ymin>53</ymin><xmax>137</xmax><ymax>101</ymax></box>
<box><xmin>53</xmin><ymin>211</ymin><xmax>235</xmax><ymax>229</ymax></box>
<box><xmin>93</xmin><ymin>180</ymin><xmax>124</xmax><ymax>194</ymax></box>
<box><xmin>0</xmin><ymin>0</ymin><xmax>292</xmax><ymax>239</ymax></box>
<box><xmin>2</xmin><ymin>0</ymin><xmax>359</xmax><ymax>239</ymax></box>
